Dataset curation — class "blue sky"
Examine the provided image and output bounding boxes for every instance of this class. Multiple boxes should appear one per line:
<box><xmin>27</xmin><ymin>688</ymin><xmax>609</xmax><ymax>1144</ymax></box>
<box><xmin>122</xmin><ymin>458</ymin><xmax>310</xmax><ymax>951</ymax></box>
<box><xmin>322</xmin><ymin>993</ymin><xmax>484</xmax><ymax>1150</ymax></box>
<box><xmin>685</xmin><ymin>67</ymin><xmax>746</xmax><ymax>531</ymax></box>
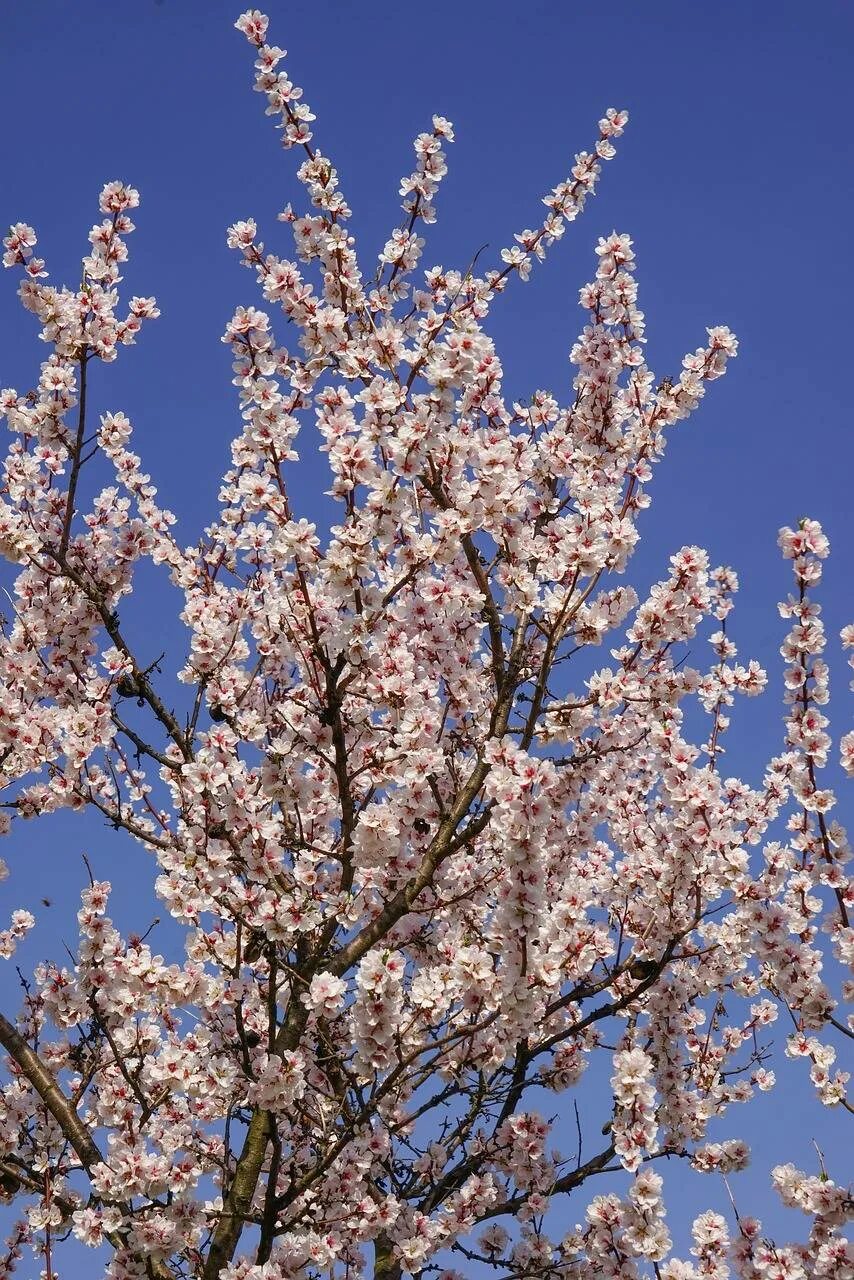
<box><xmin>1</xmin><ymin>0</ymin><xmax>852</xmax><ymax>1267</ymax></box>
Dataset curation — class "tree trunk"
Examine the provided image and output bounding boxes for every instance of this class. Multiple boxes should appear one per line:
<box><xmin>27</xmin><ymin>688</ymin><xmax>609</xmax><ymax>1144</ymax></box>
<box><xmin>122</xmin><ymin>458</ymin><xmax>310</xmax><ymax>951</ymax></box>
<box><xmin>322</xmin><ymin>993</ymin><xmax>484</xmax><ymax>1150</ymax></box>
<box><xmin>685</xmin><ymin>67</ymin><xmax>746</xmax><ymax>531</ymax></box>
<box><xmin>374</xmin><ymin>1234</ymin><xmax>403</xmax><ymax>1280</ymax></box>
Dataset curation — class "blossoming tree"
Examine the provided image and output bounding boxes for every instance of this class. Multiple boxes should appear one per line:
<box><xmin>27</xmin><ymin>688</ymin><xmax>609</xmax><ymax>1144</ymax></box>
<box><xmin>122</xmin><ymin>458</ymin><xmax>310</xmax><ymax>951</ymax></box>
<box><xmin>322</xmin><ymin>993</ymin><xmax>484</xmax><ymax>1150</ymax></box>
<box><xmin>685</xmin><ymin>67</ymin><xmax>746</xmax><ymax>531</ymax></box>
<box><xmin>0</xmin><ymin>8</ymin><xmax>851</xmax><ymax>1278</ymax></box>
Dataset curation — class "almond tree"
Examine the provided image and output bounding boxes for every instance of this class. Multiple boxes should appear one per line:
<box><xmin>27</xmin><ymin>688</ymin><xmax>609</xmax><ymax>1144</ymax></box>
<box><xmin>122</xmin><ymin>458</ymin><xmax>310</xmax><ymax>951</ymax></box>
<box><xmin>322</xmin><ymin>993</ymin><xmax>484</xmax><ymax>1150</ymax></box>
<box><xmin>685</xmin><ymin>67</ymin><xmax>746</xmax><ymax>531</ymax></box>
<box><xmin>0</xmin><ymin>9</ymin><xmax>851</xmax><ymax>1279</ymax></box>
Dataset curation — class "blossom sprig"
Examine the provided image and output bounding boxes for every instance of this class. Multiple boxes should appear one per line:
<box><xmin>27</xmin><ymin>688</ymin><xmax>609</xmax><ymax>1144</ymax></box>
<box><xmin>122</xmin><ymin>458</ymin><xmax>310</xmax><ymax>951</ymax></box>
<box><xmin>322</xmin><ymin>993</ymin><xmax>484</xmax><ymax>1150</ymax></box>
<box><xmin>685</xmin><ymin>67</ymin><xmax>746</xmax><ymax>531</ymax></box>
<box><xmin>778</xmin><ymin>521</ymin><xmax>850</xmax><ymax>914</ymax></box>
<box><xmin>840</xmin><ymin>622</ymin><xmax>854</xmax><ymax>777</ymax></box>
<box><xmin>496</xmin><ymin>107</ymin><xmax>629</xmax><ymax>287</ymax></box>
<box><xmin>376</xmin><ymin>114</ymin><xmax>455</xmax><ymax>301</ymax></box>
<box><xmin>2</xmin><ymin>224</ymin><xmax>45</xmax><ymax>278</ymax></box>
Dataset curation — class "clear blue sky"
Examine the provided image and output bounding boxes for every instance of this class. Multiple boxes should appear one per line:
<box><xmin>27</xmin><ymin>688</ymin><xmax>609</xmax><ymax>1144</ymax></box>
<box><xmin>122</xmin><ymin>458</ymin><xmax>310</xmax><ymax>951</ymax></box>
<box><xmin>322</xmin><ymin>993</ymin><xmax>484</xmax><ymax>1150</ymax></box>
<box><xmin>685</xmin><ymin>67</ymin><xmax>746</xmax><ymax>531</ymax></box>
<box><xmin>1</xmin><ymin>0</ymin><xmax>852</xmax><ymax>1267</ymax></box>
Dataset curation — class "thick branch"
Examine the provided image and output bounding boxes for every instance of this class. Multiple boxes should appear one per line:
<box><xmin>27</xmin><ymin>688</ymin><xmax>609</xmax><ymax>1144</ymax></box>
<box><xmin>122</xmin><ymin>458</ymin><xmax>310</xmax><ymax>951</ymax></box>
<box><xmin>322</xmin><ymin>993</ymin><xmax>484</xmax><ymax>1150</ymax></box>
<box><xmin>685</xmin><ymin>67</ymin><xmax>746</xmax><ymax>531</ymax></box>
<box><xmin>0</xmin><ymin>1011</ymin><xmax>102</xmax><ymax>1171</ymax></box>
<box><xmin>330</xmin><ymin>623</ymin><xmax>529</xmax><ymax>978</ymax></box>
<box><xmin>0</xmin><ymin>1013</ymin><xmax>174</xmax><ymax>1280</ymax></box>
<box><xmin>58</xmin><ymin>353</ymin><xmax>89</xmax><ymax>561</ymax></box>
<box><xmin>201</xmin><ymin>1004</ymin><xmax>309</xmax><ymax>1280</ymax></box>
<box><xmin>374</xmin><ymin>1234</ymin><xmax>403</xmax><ymax>1280</ymax></box>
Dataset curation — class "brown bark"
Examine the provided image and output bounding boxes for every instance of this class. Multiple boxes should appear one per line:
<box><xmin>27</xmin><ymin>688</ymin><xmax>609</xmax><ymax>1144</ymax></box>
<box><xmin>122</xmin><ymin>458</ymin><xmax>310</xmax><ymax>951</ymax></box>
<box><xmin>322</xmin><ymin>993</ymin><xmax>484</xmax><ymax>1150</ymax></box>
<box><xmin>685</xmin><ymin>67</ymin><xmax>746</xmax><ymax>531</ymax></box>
<box><xmin>373</xmin><ymin>1234</ymin><xmax>403</xmax><ymax>1280</ymax></box>
<box><xmin>0</xmin><ymin>1013</ymin><xmax>174</xmax><ymax>1280</ymax></box>
<box><xmin>0</xmin><ymin>1012</ymin><xmax>102</xmax><ymax>1170</ymax></box>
